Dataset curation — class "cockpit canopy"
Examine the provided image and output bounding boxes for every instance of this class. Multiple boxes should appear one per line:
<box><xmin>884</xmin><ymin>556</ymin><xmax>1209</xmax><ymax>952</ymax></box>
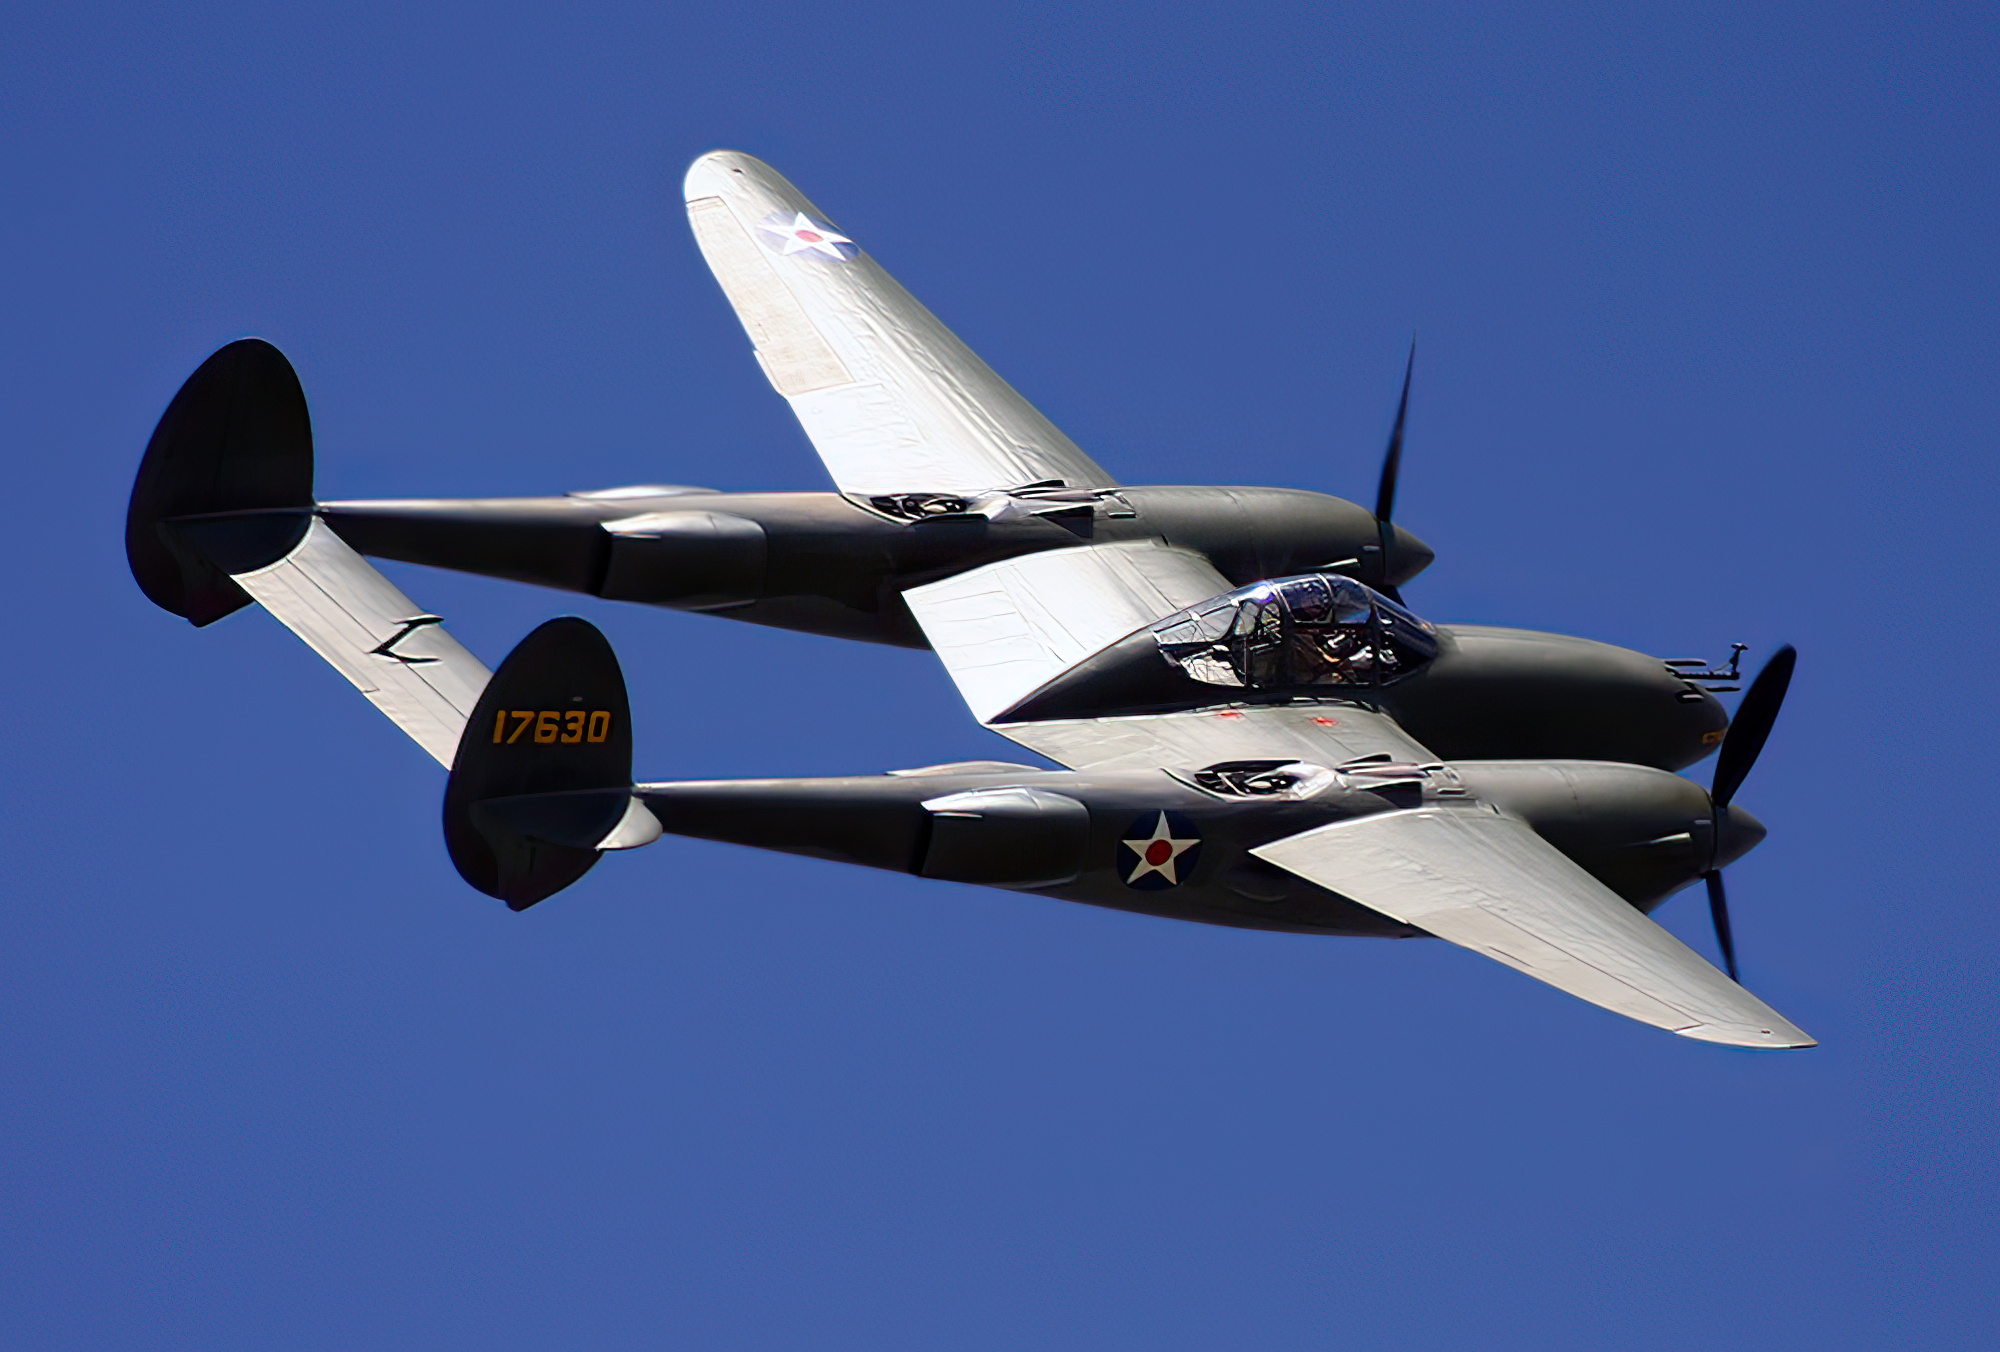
<box><xmin>1150</xmin><ymin>573</ymin><xmax>1438</xmax><ymax>690</ymax></box>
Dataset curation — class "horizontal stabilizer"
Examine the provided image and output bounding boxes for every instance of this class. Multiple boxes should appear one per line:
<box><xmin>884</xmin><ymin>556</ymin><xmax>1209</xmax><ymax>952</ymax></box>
<box><xmin>182</xmin><ymin>515</ymin><xmax>491</xmax><ymax>767</ymax></box>
<box><xmin>1252</xmin><ymin>806</ymin><xmax>1813</xmax><ymax>1048</ymax></box>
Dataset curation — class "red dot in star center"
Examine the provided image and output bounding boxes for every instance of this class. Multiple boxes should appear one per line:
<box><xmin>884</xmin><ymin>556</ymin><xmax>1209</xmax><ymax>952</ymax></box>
<box><xmin>1145</xmin><ymin>840</ymin><xmax>1174</xmax><ymax>866</ymax></box>
<box><xmin>797</xmin><ymin>230</ymin><xmax>823</xmax><ymax>243</ymax></box>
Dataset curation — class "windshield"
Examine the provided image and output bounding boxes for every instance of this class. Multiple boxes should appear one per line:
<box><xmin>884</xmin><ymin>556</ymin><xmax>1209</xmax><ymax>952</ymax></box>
<box><xmin>1150</xmin><ymin>573</ymin><xmax>1438</xmax><ymax>690</ymax></box>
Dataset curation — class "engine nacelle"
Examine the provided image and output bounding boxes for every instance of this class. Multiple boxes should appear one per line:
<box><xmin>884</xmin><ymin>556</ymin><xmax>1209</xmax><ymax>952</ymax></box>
<box><xmin>598</xmin><ymin>509</ymin><xmax>768</xmax><ymax>609</ymax></box>
<box><xmin>916</xmin><ymin>786</ymin><xmax>1092</xmax><ymax>888</ymax></box>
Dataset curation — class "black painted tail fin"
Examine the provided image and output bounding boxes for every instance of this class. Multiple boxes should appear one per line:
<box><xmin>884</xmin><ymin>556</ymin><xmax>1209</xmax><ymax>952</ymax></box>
<box><xmin>127</xmin><ymin>339</ymin><xmax>316</xmax><ymax>626</ymax></box>
<box><xmin>444</xmin><ymin>617</ymin><xmax>658</xmax><ymax>910</ymax></box>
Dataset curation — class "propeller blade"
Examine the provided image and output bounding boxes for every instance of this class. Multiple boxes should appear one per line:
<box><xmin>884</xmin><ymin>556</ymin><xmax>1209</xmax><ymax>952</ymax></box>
<box><xmin>1705</xmin><ymin>871</ymin><xmax>1740</xmax><ymax>982</ymax></box>
<box><xmin>1712</xmin><ymin>644</ymin><xmax>1797</xmax><ymax>809</ymax></box>
<box><xmin>1374</xmin><ymin>337</ymin><xmax>1416</xmax><ymax>525</ymax></box>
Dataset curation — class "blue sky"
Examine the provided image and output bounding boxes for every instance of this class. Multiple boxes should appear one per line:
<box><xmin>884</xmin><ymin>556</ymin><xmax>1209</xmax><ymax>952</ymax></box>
<box><xmin>4</xmin><ymin>3</ymin><xmax>1996</xmax><ymax>1346</ymax></box>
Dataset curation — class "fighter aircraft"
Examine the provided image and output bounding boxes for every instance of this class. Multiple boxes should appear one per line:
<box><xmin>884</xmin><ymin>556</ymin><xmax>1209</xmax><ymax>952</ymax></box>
<box><xmin>123</xmin><ymin>152</ymin><xmax>1808</xmax><ymax>1045</ymax></box>
<box><xmin>127</xmin><ymin>151</ymin><xmax>1742</xmax><ymax>774</ymax></box>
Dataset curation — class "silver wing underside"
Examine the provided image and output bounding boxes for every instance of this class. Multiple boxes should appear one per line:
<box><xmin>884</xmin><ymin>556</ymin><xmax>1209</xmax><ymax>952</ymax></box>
<box><xmin>903</xmin><ymin>541</ymin><xmax>1231</xmax><ymax>724</ymax></box>
<box><xmin>1252</xmin><ymin>806</ymin><xmax>1814</xmax><ymax>1048</ymax></box>
<box><xmin>685</xmin><ymin>151</ymin><xmax>1117</xmax><ymax>496</ymax></box>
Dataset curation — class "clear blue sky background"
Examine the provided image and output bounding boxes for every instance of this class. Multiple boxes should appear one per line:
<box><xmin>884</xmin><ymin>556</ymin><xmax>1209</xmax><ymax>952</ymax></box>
<box><xmin>4</xmin><ymin>3</ymin><xmax>1995</xmax><ymax>1347</ymax></box>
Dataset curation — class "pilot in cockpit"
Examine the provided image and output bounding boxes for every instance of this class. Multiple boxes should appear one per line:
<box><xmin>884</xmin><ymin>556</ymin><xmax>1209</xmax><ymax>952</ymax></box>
<box><xmin>1291</xmin><ymin>625</ymin><xmax>1375</xmax><ymax>685</ymax></box>
<box><xmin>1280</xmin><ymin>575</ymin><xmax>1376</xmax><ymax>685</ymax></box>
<box><xmin>1152</xmin><ymin>572</ymin><xmax>1438</xmax><ymax>691</ymax></box>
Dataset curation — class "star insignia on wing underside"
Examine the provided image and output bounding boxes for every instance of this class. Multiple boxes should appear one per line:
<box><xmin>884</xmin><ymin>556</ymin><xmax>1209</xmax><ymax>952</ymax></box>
<box><xmin>757</xmin><ymin>211</ymin><xmax>857</xmax><ymax>260</ymax></box>
<box><xmin>1121</xmin><ymin>812</ymin><xmax>1201</xmax><ymax>888</ymax></box>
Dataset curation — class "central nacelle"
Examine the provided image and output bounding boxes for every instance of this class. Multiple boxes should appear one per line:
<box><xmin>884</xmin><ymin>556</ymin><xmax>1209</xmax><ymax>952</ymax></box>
<box><xmin>992</xmin><ymin>572</ymin><xmax>1730</xmax><ymax>772</ymax></box>
<box><xmin>994</xmin><ymin>572</ymin><xmax>1444</xmax><ymax>722</ymax></box>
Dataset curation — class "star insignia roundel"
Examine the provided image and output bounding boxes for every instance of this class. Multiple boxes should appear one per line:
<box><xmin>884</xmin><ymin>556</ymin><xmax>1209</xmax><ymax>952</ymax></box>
<box><xmin>756</xmin><ymin>210</ymin><xmax>858</xmax><ymax>261</ymax></box>
<box><xmin>1118</xmin><ymin>811</ymin><xmax>1202</xmax><ymax>890</ymax></box>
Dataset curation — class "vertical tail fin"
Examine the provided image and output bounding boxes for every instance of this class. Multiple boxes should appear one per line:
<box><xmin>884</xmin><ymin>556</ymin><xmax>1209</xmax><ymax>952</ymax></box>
<box><xmin>127</xmin><ymin>339</ymin><xmax>315</xmax><ymax>625</ymax></box>
<box><xmin>444</xmin><ymin>618</ymin><xmax>658</xmax><ymax>909</ymax></box>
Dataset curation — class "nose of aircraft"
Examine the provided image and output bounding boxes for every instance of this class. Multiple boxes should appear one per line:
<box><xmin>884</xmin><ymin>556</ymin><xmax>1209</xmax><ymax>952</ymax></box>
<box><xmin>1405</xmin><ymin>627</ymin><xmax>1739</xmax><ymax>770</ymax></box>
<box><xmin>1713</xmin><ymin>804</ymin><xmax>1767</xmax><ymax>870</ymax></box>
<box><xmin>1383</xmin><ymin>521</ymin><xmax>1434</xmax><ymax>586</ymax></box>
<box><xmin>1673</xmin><ymin>680</ymin><xmax>1732</xmax><ymax>770</ymax></box>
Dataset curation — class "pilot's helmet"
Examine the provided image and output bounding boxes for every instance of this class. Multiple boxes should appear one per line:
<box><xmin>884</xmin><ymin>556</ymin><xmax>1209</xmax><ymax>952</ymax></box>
<box><xmin>1282</xmin><ymin>575</ymin><xmax>1335</xmax><ymax>623</ymax></box>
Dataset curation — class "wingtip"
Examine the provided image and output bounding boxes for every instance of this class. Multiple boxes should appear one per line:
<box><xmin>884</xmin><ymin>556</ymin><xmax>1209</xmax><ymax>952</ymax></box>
<box><xmin>681</xmin><ymin>151</ymin><xmax>831</xmax><ymax>230</ymax></box>
<box><xmin>1675</xmin><ymin>1021</ymin><xmax>1817</xmax><ymax>1050</ymax></box>
<box><xmin>683</xmin><ymin>149</ymin><xmax>771</xmax><ymax>202</ymax></box>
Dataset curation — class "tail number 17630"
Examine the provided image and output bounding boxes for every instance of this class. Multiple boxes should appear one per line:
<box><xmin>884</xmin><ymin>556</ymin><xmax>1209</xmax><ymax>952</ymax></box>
<box><xmin>492</xmin><ymin>709</ymin><xmax>612</xmax><ymax>744</ymax></box>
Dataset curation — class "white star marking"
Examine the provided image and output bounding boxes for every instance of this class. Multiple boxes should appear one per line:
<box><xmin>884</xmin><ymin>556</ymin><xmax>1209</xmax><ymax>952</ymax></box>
<box><xmin>1122</xmin><ymin>813</ymin><xmax>1200</xmax><ymax>886</ymax></box>
<box><xmin>757</xmin><ymin>211</ymin><xmax>855</xmax><ymax>260</ymax></box>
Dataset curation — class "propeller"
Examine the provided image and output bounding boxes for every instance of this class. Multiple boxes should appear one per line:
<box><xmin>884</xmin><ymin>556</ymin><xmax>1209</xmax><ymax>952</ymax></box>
<box><xmin>1370</xmin><ymin>336</ymin><xmax>1417</xmax><ymax>604</ymax></box>
<box><xmin>1703</xmin><ymin>643</ymin><xmax>1797</xmax><ymax>981</ymax></box>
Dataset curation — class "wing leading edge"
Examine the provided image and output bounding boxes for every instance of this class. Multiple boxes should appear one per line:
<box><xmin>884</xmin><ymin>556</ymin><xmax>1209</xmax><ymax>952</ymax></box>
<box><xmin>1251</xmin><ymin>806</ymin><xmax>1814</xmax><ymax>1048</ymax></box>
<box><xmin>684</xmin><ymin>151</ymin><xmax>1117</xmax><ymax>497</ymax></box>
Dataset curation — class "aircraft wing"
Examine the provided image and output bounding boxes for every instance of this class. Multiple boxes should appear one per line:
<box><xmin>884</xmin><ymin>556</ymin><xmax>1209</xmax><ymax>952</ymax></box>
<box><xmin>683</xmin><ymin>151</ymin><xmax>1117</xmax><ymax>497</ymax></box>
<box><xmin>995</xmin><ymin>701</ymin><xmax>1439</xmax><ymax>772</ymax></box>
<box><xmin>1251</xmin><ymin>806</ymin><xmax>1814</xmax><ymax>1048</ymax></box>
<box><xmin>902</xmin><ymin>541</ymin><xmax>1231</xmax><ymax>724</ymax></box>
